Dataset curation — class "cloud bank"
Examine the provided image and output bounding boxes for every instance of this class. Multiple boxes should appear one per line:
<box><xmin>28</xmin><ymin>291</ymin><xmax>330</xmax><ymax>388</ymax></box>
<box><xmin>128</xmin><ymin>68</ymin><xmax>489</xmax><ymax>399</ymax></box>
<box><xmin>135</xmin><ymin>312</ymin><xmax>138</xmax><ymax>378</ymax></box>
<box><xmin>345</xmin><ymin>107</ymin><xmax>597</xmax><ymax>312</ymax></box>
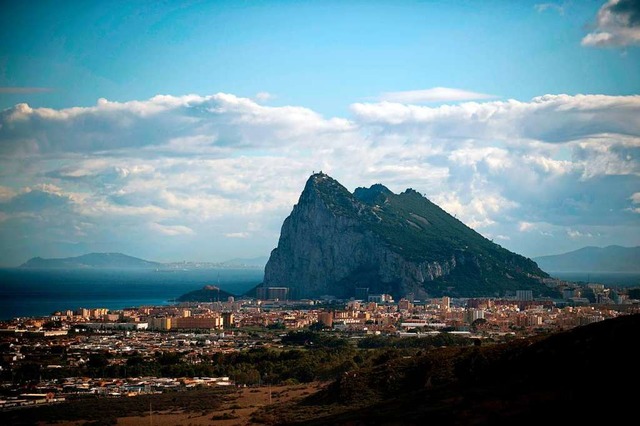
<box><xmin>582</xmin><ymin>0</ymin><xmax>640</xmax><ymax>47</ymax></box>
<box><xmin>0</xmin><ymin>92</ymin><xmax>638</xmax><ymax>265</ymax></box>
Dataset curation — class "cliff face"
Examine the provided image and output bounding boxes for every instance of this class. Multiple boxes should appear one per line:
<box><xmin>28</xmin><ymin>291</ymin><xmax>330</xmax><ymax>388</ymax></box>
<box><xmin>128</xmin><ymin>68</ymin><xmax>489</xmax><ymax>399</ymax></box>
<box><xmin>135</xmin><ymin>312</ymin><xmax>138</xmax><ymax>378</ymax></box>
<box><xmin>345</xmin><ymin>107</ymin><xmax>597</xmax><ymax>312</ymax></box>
<box><xmin>264</xmin><ymin>173</ymin><xmax>550</xmax><ymax>299</ymax></box>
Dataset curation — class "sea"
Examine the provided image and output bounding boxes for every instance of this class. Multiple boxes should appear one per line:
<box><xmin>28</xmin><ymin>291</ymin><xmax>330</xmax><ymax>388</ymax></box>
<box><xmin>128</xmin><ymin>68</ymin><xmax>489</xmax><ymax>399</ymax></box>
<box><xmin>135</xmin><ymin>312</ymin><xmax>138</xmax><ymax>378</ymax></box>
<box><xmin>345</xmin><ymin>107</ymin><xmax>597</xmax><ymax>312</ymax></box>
<box><xmin>1</xmin><ymin>269</ymin><xmax>638</xmax><ymax>321</ymax></box>
<box><xmin>0</xmin><ymin>268</ymin><xmax>264</xmax><ymax>320</ymax></box>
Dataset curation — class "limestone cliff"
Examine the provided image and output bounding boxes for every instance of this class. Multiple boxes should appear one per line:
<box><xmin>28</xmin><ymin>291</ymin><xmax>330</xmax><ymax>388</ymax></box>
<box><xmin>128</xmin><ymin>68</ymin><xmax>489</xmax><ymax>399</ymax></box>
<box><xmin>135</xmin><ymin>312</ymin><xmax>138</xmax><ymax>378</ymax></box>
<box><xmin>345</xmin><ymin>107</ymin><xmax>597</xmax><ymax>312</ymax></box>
<box><xmin>263</xmin><ymin>173</ymin><xmax>551</xmax><ymax>298</ymax></box>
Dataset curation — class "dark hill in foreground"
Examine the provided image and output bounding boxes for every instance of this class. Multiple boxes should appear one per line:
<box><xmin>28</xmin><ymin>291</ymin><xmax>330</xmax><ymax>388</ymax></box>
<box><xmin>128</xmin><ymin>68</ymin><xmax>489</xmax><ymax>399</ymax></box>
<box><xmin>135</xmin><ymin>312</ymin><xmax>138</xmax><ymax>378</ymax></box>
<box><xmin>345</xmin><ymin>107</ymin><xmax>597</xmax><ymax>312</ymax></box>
<box><xmin>258</xmin><ymin>314</ymin><xmax>640</xmax><ymax>425</ymax></box>
<box><xmin>264</xmin><ymin>172</ymin><xmax>553</xmax><ymax>299</ymax></box>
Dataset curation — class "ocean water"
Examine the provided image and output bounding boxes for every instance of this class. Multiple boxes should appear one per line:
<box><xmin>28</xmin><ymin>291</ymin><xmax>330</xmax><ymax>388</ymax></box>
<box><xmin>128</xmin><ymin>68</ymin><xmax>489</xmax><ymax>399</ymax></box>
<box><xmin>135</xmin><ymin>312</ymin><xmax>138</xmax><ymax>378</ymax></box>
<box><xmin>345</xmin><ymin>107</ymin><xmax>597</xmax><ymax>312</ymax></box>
<box><xmin>3</xmin><ymin>269</ymin><xmax>636</xmax><ymax>321</ymax></box>
<box><xmin>0</xmin><ymin>268</ymin><xmax>263</xmax><ymax>320</ymax></box>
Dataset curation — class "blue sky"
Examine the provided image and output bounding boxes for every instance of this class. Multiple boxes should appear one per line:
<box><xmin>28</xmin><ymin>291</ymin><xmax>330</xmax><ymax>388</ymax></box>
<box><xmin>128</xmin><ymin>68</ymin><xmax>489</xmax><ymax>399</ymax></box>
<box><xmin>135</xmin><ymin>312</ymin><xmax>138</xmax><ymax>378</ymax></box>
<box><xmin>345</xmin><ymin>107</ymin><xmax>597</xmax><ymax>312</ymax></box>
<box><xmin>2</xmin><ymin>0</ymin><xmax>638</xmax><ymax>114</ymax></box>
<box><xmin>0</xmin><ymin>0</ymin><xmax>639</xmax><ymax>266</ymax></box>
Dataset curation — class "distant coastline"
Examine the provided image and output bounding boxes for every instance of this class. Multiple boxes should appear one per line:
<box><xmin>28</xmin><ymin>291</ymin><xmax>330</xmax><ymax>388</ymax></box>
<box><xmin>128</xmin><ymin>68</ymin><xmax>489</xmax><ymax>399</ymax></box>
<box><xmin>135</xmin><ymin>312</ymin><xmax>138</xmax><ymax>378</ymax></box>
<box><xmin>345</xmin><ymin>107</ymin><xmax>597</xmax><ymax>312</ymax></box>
<box><xmin>17</xmin><ymin>252</ymin><xmax>268</xmax><ymax>271</ymax></box>
<box><xmin>547</xmin><ymin>271</ymin><xmax>640</xmax><ymax>287</ymax></box>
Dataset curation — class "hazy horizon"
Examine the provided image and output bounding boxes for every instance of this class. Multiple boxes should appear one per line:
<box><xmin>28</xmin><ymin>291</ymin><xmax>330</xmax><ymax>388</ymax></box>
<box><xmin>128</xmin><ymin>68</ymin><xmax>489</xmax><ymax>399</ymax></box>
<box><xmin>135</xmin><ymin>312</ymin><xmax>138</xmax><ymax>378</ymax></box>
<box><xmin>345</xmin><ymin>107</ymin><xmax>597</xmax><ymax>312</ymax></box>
<box><xmin>10</xmin><ymin>252</ymin><xmax>271</xmax><ymax>268</ymax></box>
<box><xmin>6</xmin><ymin>242</ymin><xmax>640</xmax><ymax>270</ymax></box>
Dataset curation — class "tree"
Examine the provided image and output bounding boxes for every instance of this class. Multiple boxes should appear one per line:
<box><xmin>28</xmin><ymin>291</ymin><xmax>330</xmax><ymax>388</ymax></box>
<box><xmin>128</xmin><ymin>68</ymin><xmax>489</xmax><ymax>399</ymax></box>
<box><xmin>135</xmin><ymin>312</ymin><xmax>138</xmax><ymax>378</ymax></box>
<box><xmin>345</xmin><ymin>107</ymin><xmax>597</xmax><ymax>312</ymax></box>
<box><xmin>87</xmin><ymin>352</ymin><xmax>110</xmax><ymax>378</ymax></box>
<box><xmin>309</xmin><ymin>322</ymin><xmax>329</xmax><ymax>331</ymax></box>
<box><xmin>156</xmin><ymin>352</ymin><xmax>181</xmax><ymax>365</ymax></box>
<box><xmin>88</xmin><ymin>353</ymin><xmax>109</xmax><ymax>369</ymax></box>
<box><xmin>126</xmin><ymin>355</ymin><xmax>145</xmax><ymax>366</ymax></box>
<box><xmin>14</xmin><ymin>363</ymin><xmax>41</xmax><ymax>383</ymax></box>
<box><xmin>471</xmin><ymin>318</ymin><xmax>488</xmax><ymax>332</ymax></box>
<box><xmin>267</xmin><ymin>322</ymin><xmax>286</xmax><ymax>330</ymax></box>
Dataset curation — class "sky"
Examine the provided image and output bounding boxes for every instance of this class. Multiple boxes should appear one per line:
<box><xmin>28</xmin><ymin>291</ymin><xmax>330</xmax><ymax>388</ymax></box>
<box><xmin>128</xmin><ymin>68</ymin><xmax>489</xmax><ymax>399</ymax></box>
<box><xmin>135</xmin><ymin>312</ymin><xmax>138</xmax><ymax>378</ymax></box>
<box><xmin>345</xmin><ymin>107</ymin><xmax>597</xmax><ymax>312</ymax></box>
<box><xmin>0</xmin><ymin>0</ymin><xmax>639</xmax><ymax>267</ymax></box>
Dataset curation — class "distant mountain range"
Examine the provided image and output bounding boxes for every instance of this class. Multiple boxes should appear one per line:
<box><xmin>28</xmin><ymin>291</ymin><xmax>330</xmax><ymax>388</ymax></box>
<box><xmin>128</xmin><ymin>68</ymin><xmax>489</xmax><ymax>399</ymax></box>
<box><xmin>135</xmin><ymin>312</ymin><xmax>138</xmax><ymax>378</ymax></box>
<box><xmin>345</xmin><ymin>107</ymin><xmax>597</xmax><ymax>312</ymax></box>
<box><xmin>534</xmin><ymin>245</ymin><xmax>640</xmax><ymax>273</ymax></box>
<box><xmin>19</xmin><ymin>253</ymin><xmax>268</xmax><ymax>270</ymax></box>
<box><xmin>20</xmin><ymin>253</ymin><xmax>162</xmax><ymax>269</ymax></box>
<box><xmin>218</xmin><ymin>256</ymin><xmax>269</xmax><ymax>268</ymax></box>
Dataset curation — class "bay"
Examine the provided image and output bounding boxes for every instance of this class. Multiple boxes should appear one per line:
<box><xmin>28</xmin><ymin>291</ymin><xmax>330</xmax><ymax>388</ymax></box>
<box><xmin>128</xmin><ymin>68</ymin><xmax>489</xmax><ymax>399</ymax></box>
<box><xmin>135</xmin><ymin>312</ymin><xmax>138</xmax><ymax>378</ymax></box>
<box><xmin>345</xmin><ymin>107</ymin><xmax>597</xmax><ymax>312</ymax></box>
<box><xmin>0</xmin><ymin>268</ymin><xmax>263</xmax><ymax>320</ymax></box>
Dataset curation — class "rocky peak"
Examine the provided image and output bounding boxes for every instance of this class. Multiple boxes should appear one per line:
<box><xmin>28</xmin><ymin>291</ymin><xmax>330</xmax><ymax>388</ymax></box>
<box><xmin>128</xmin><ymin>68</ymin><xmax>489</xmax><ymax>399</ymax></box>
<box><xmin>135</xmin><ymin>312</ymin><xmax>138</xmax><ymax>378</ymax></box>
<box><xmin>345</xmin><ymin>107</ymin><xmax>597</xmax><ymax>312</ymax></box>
<box><xmin>354</xmin><ymin>183</ymin><xmax>392</xmax><ymax>205</ymax></box>
<box><xmin>263</xmin><ymin>173</ymin><xmax>554</xmax><ymax>299</ymax></box>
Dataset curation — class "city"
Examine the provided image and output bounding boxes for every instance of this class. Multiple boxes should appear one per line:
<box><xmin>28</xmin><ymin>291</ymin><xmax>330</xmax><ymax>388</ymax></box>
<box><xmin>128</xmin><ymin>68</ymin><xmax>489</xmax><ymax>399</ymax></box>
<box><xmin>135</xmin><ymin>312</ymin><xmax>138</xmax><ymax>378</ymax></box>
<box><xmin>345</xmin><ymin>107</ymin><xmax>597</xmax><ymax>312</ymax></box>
<box><xmin>2</xmin><ymin>278</ymin><xmax>638</xmax><ymax>411</ymax></box>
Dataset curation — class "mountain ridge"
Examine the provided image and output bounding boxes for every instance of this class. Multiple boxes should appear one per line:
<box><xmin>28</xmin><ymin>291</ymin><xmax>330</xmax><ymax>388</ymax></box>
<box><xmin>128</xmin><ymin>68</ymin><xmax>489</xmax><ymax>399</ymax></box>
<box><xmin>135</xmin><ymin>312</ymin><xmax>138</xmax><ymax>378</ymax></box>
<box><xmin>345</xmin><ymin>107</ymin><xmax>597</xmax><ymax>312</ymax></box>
<box><xmin>19</xmin><ymin>253</ymin><xmax>268</xmax><ymax>270</ymax></box>
<box><xmin>534</xmin><ymin>245</ymin><xmax>640</xmax><ymax>273</ymax></box>
<box><xmin>219</xmin><ymin>256</ymin><xmax>268</xmax><ymax>268</ymax></box>
<box><xmin>264</xmin><ymin>173</ymin><xmax>553</xmax><ymax>299</ymax></box>
<box><xmin>20</xmin><ymin>252</ymin><xmax>162</xmax><ymax>269</ymax></box>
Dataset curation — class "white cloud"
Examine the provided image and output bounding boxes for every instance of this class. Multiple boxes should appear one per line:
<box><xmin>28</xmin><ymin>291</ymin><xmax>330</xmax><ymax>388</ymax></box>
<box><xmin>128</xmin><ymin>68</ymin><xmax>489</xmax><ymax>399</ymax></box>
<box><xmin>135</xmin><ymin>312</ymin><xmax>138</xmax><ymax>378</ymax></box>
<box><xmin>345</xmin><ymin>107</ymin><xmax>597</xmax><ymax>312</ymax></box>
<box><xmin>576</xmin><ymin>139</ymin><xmax>639</xmax><ymax>178</ymax></box>
<box><xmin>0</xmin><ymin>93</ymin><xmax>355</xmax><ymax>156</ymax></box>
<box><xmin>535</xmin><ymin>3</ymin><xmax>566</xmax><ymax>15</ymax></box>
<box><xmin>149</xmin><ymin>223</ymin><xmax>195</xmax><ymax>236</ymax></box>
<box><xmin>1</xmin><ymin>92</ymin><xmax>638</xmax><ymax>265</ymax></box>
<box><xmin>0</xmin><ymin>184</ymin><xmax>76</xmax><ymax>214</ymax></box>
<box><xmin>582</xmin><ymin>31</ymin><xmax>615</xmax><ymax>46</ymax></box>
<box><xmin>80</xmin><ymin>201</ymin><xmax>173</xmax><ymax>219</ymax></box>
<box><xmin>0</xmin><ymin>186</ymin><xmax>17</xmax><ymax>201</ymax></box>
<box><xmin>631</xmin><ymin>192</ymin><xmax>640</xmax><ymax>203</ymax></box>
<box><xmin>519</xmin><ymin>222</ymin><xmax>536</xmax><ymax>232</ymax></box>
<box><xmin>28</xmin><ymin>183</ymin><xmax>65</xmax><ymax>196</ymax></box>
<box><xmin>448</xmin><ymin>147</ymin><xmax>512</xmax><ymax>172</ymax></box>
<box><xmin>224</xmin><ymin>232</ymin><xmax>250</xmax><ymax>238</ymax></box>
<box><xmin>523</xmin><ymin>155</ymin><xmax>574</xmax><ymax>176</ymax></box>
<box><xmin>582</xmin><ymin>0</ymin><xmax>640</xmax><ymax>47</ymax></box>
<box><xmin>378</xmin><ymin>87</ymin><xmax>496</xmax><ymax>103</ymax></box>
<box><xmin>431</xmin><ymin>192</ymin><xmax>517</xmax><ymax>230</ymax></box>
<box><xmin>351</xmin><ymin>94</ymin><xmax>640</xmax><ymax>143</ymax></box>
<box><xmin>255</xmin><ymin>92</ymin><xmax>274</xmax><ymax>103</ymax></box>
<box><xmin>567</xmin><ymin>229</ymin><xmax>594</xmax><ymax>239</ymax></box>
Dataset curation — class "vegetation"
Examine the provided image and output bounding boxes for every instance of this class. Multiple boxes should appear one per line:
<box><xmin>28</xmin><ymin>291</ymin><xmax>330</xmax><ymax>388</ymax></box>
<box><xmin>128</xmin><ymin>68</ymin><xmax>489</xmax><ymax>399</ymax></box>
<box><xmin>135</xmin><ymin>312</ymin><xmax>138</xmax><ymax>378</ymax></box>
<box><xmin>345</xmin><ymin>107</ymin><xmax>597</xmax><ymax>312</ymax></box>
<box><xmin>7</xmin><ymin>315</ymin><xmax>640</xmax><ymax>425</ymax></box>
<box><xmin>311</xmin><ymin>173</ymin><xmax>555</xmax><ymax>297</ymax></box>
<box><xmin>4</xmin><ymin>328</ymin><xmax>483</xmax><ymax>390</ymax></box>
<box><xmin>0</xmin><ymin>387</ymin><xmax>234</xmax><ymax>425</ymax></box>
<box><xmin>251</xmin><ymin>314</ymin><xmax>640</xmax><ymax>425</ymax></box>
<box><xmin>356</xmin><ymin>333</ymin><xmax>473</xmax><ymax>349</ymax></box>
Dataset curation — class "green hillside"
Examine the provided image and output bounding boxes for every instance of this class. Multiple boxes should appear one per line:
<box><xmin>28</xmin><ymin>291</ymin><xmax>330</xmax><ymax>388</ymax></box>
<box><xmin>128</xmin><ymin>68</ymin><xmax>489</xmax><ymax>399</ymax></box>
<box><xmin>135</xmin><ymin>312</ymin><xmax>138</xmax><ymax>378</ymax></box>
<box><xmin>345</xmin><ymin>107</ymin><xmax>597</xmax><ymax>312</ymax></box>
<box><xmin>311</xmin><ymin>174</ymin><xmax>550</xmax><ymax>297</ymax></box>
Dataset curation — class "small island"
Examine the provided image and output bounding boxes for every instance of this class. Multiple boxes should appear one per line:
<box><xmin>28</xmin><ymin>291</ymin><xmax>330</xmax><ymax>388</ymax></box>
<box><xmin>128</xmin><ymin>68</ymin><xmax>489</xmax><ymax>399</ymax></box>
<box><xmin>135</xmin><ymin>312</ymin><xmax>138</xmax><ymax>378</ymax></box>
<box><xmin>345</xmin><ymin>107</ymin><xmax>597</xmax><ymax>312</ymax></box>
<box><xmin>176</xmin><ymin>285</ymin><xmax>237</xmax><ymax>302</ymax></box>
